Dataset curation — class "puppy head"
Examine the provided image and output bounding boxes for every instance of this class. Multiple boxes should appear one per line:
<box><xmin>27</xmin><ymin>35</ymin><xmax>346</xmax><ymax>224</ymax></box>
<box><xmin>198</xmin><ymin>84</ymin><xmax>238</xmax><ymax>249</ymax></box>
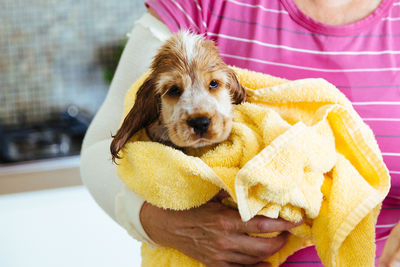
<box><xmin>110</xmin><ymin>31</ymin><xmax>246</xmax><ymax>162</ymax></box>
<box><xmin>155</xmin><ymin>31</ymin><xmax>246</xmax><ymax>148</ymax></box>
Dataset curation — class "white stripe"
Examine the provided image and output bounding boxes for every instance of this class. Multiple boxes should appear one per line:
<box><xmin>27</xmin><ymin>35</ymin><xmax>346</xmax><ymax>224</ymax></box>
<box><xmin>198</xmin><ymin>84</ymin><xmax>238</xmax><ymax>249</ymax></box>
<box><xmin>193</xmin><ymin>0</ymin><xmax>207</xmax><ymax>30</ymax></box>
<box><xmin>220</xmin><ymin>53</ymin><xmax>400</xmax><ymax>72</ymax></box>
<box><xmin>382</xmin><ymin>17</ymin><xmax>400</xmax><ymax>21</ymax></box>
<box><xmin>377</xmin><ymin>236</ymin><xmax>390</xmax><ymax>242</ymax></box>
<box><xmin>352</xmin><ymin>101</ymin><xmax>400</xmax><ymax>105</ymax></box>
<box><xmin>390</xmin><ymin>170</ymin><xmax>400</xmax><ymax>174</ymax></box>
<box><xmin>394</xmin><ymin>2</ymin><xmax>400</xmax><ymax>5</ymax></box>
<box><xmin>363</xmin><ymin>118</ymin><xmax>400</xmax><ymax>121</ymax></box>
<box><xmin>382</xmin><ymin>152</ymin><xmax>400</xmax><ymax>156</ymax></box>
<box><xmin>171</xmin><ymin>0</ymin><xmax>200</xmax><ymax>32</ymax></box>
<box><xmin>194</xmin><ymin>0</ymin><xmax>202</xmax><ymax>11</ymax></box>
<box><xmin>376</xmin><ymin>223</ymin><xmax>398</xmax><ymax>228</ymax></box>
<box><xmin>224</xmin><ymin>0</ymin><xmax>289</xmax><ymax>14</ymax></box>
<box><xmin>209</xmin><ymin>32</ymin><xmax>400</xmax><ymax>55</ymax></box>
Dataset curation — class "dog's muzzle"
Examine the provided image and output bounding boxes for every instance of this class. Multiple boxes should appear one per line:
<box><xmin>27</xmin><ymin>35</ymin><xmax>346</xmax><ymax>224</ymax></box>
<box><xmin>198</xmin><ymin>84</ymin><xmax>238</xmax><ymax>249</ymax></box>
<box><xmin>187</xmin><ymin>116</ymin><xmax>211</xmax><ymax>135</ymax></box>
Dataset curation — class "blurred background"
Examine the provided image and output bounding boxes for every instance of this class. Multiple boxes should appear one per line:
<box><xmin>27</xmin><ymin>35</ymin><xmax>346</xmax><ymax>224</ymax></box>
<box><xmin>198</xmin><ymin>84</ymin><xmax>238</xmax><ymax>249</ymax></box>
<box><xmin>0</xmin><ymin>0</ymin><xmax>147</xmax><ymax>266</ymax></box>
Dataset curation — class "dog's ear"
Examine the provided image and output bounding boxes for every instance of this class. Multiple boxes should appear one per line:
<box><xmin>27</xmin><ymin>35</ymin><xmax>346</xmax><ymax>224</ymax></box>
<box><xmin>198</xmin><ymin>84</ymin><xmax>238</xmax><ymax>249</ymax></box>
<box><xmin>227</xmin><ymin>69</ymin><xmax>246</xmax><ymax>104</ymax></box>
<box><xmin>110</xmin><ymin>76</ymin><xmax>160</xmax><ymax>163</ymax></box>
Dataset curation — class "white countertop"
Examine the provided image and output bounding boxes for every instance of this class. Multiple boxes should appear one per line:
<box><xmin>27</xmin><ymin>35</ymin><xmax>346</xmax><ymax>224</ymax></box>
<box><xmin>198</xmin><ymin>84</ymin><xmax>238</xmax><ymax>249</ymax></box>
<box><xmin>0</xmin><ymin>186</ymin><xmax>142</xmax><ymax>267</ymax></box>
<box><xmin>0</xmin><ymin>155</ymin><xmax>81</xmax><ymax>177</ymax></box>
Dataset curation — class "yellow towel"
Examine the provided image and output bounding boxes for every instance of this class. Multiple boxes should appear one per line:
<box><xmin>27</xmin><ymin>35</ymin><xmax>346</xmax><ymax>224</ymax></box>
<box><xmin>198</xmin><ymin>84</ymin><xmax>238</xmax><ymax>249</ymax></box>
<box><xmin>116</xmin><ymin>67</ymin><xmax>390</xmax><ymax>267</ymax></box>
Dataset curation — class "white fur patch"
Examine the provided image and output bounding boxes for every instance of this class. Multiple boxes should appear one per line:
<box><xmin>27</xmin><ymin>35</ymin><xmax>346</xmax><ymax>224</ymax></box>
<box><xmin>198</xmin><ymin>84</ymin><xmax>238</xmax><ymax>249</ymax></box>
<box><xmin>179</xmin><ymin>31</ymin><xmax>203</xmax><ymax>65</ymax></box>
<box><xmin>157</xmin><ymin>74</ymin><xmax>174</xmax><ymax>94</ymax></box>
<box><xmin>175</xmin><ymin>82</ymin><xmax>232</xmax><ymax>119</ymax></box>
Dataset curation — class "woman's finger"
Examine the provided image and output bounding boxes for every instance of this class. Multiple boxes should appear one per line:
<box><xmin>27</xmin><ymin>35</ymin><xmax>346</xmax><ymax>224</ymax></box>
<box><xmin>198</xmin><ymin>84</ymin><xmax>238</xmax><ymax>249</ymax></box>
<box><xmin>235</xmin><ymin>215</ymin><xmax>302</xmax><ymax>234</ymax></box>
<box><xmin>233</xmin><ymin>231</ymin><xmax>289</xmax><ymax>259</ymax></box>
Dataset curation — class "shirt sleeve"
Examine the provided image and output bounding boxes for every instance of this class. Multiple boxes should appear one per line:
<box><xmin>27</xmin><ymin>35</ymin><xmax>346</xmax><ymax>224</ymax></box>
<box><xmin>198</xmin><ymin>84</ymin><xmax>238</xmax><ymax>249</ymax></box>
<box><xmin>145</xmin><ymin>0</ymin><xmax>209</xmax><ymax>34</ymax></box>
<box><xmin>80</xmin><ymin>12</ymin><xmax>172</xmax><ymax>247</ymax></box>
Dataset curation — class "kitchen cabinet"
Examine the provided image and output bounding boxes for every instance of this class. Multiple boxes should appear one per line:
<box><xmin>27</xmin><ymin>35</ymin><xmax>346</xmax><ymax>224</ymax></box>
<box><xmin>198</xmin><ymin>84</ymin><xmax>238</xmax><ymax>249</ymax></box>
<box><xmin>0</xmin><ymin>156</ymin><xmax>82</xmax><ymax>194</ymax></box>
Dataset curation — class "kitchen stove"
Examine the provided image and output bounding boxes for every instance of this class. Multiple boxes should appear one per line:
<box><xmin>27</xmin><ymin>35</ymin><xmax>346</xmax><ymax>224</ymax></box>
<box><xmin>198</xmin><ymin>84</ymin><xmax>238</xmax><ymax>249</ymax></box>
<box><xmin>0</xmin><ymin>108</ymin><xmax>90</xmax><ymax>163</ymax></box>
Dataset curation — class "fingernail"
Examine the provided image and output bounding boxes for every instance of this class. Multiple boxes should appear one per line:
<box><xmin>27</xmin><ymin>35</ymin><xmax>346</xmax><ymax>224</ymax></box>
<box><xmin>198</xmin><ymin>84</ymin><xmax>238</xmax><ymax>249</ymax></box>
<box><xmin>294</xmin><ymin>220</ymin><xmax>304</xmax><ymax>226</ymax></box>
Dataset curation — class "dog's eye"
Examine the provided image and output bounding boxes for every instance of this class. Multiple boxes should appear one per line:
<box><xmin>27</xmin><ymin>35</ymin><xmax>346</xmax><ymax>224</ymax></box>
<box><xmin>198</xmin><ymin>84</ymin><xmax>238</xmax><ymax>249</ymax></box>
<box><xmin>167</xmin><ymin>86</ymin><xmax>182</xmax><ymax>97</ymax></box>
<box><xmin>209</xmin><ymin>80</ymin><xmax>219</xmax><ymax>90</ymax></box>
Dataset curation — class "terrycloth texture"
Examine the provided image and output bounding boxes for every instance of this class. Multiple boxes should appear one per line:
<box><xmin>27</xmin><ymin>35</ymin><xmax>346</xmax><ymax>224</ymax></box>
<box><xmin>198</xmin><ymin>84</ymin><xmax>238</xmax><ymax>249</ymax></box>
<box><xmin>116</xmin><ymin>67</ymin><xmax>390</xmax><ymax>267</ymax></box>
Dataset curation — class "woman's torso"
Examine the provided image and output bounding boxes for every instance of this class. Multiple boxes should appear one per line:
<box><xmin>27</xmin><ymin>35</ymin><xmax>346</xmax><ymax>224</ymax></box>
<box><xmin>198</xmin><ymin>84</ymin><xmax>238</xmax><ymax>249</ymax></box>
<box><xmin>146</xmin><ymin>0</ymin><xmax>400</xmax><ymax>264</ymax></box>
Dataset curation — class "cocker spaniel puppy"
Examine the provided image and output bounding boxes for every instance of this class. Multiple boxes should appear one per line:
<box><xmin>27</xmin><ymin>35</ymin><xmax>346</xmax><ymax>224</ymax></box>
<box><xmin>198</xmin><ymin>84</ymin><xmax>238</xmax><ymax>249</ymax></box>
<box><xmin>110</xmin><ymin>31</ymin><xmax>246</xmax><ymax>162</ymax></box>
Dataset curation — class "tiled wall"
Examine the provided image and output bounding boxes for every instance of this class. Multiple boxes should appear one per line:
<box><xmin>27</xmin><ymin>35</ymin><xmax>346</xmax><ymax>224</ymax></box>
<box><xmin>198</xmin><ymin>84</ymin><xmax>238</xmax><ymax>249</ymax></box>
<box><xmin>0</xmin><ymin>0</ymin><xmax>146</xmax><ymax>125</ymax></box>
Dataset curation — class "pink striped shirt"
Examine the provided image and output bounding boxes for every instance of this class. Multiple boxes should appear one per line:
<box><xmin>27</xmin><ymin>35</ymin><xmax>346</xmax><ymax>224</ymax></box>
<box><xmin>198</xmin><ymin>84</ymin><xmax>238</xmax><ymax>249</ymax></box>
<box><xmin>146</xmin><ymin>0</ymin><xmax>400</xmax><ymax>265</ymax></box>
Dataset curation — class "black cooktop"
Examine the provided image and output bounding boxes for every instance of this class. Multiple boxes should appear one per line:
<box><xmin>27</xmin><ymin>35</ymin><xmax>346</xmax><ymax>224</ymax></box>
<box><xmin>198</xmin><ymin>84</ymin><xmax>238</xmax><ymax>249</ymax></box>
<box><xmin>0</xmin><ymin>109</ymin><xmax>91</xmax><ymax>163</ymax></box>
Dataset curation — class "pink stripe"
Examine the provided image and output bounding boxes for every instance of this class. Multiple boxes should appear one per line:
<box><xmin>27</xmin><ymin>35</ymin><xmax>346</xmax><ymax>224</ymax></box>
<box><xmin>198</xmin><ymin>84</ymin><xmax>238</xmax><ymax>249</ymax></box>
<box><xmin>376</xmin><ymin>137</ymin><xmax>400</xmax><ymax>153</ymax></box>
<box><xmin>384</xmin><ymin>187</ymin><xmax>400</xmax><ymax>198</ymax></box>
<box><xmin>385</xmin><ymin>195</ymin><xmax>400</xmax><ymax>200</ymax></box>
<box><xmin>388</xmin><ymin>174</ymin><xmax>400</xmax><ymax>188</ymax></box>
<box><xmin>223</xmin><ymin>0</ymin><xmax>288</xmax><ymax>15</ymax></box>
<box><xmin>354</xmin><ymin>105</ymin><xmax>400</xmax><ymax>118</ymax></box>
<box><xmin>365</xmin><ymin>121</ymin><xmax>400</xmax><ymax>135</ymax></box>
<box><xmin>342</xmin><ymin>87</ymin><xmax>400</xmax><ymax>102</ymax></box>
<box><xmin>226</xmin><ymin>0</ymin><xmax>284</xmax><ymax>9</ymax></box>
<box><xmin>383</xmin><ymin>197</ymin><xmax>400</xmax><ymax>207</ymax></box>
<box><xmin>283</xmin><ymin>246</ymin><xmax>322</xmax><ymax>266</ymax></box>
<box><xmin>377</xmin><ymin>209</ymin><xmax>400</xmax><ymax>225</ymax></box>
<box><xmin>382</xmin><ymin>155</ymin><xmax>400</xmax><ymax>171</ymax></box>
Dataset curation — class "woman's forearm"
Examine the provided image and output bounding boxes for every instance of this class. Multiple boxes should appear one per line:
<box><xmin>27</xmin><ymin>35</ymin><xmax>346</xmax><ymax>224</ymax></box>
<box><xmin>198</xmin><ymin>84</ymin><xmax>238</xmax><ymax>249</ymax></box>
<box><xmin>80</xmin><ymin>12</ymin><xmax>172</xmax><ymax>244</ymax></box>
<box><xmin>140</xmin><ymin>195</ymin><xmax>301</xmax><ymax>267</ymax></box>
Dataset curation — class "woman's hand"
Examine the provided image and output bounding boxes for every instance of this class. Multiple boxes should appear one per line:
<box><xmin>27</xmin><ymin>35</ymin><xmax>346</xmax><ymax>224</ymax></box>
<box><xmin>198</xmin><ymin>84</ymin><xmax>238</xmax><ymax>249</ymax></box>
<box><xmin>379</xmin><ymin>221</ymin><xmax>400</xmax><ymax>267</ymax></box>
<box><xmin>140</xmin><ymin>195</ymin><xmax>301</xmax><ymax>267</ymax></box>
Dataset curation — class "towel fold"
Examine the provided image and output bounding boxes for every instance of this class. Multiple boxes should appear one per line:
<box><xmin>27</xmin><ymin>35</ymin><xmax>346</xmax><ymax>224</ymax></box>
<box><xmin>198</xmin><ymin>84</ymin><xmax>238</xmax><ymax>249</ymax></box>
<box><xmin>116</xmin><ymin>67</ymin><xmax>390</xmax><ymax>267</ymax></box>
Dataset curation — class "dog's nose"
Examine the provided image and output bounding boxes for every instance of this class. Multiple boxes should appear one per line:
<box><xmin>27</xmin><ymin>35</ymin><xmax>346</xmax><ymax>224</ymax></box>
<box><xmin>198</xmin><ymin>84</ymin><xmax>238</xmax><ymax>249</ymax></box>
<box><xmin>187</xmin><ymin>117</ymin><xmax>210</xmax><ymax>135</ymax></box>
